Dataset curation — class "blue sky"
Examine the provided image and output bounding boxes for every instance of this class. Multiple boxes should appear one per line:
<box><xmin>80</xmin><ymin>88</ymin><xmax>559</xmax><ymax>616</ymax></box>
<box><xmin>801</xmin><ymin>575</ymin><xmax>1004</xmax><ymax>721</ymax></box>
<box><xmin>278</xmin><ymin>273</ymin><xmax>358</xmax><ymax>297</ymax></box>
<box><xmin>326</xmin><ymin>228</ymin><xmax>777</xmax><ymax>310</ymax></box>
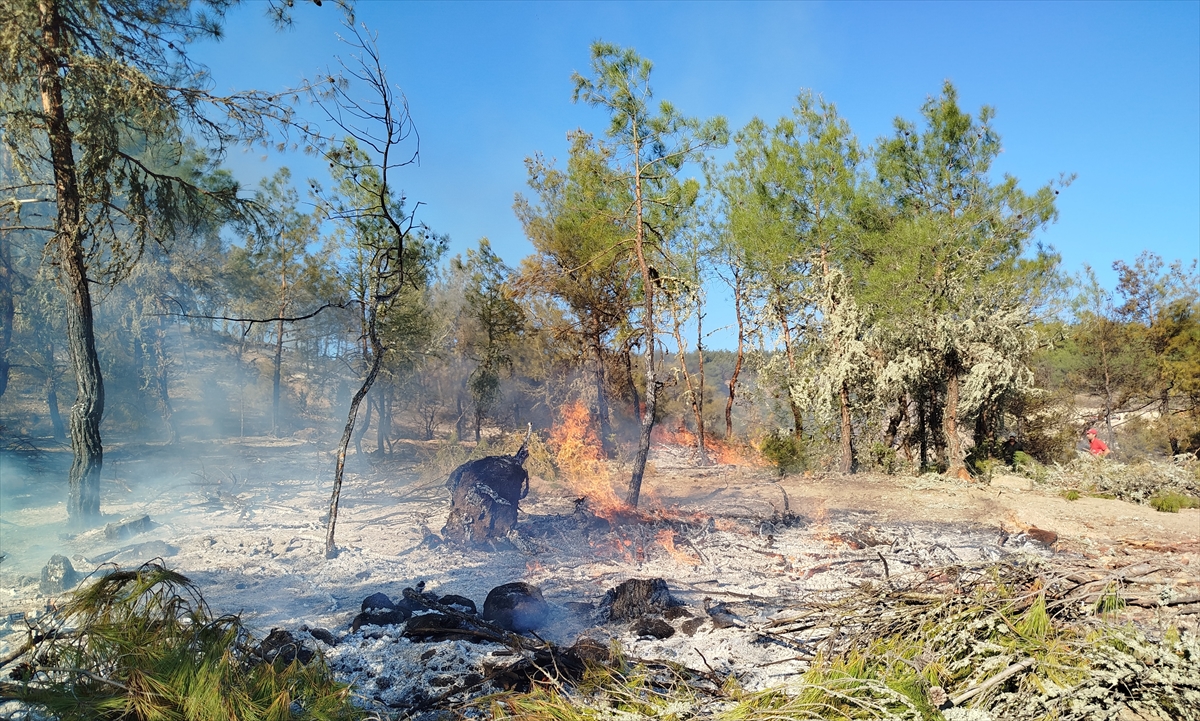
<box><xmin>194</xmin><ymin>1</ymin><xmax>1199</xmax><ymax>346</ymax></box>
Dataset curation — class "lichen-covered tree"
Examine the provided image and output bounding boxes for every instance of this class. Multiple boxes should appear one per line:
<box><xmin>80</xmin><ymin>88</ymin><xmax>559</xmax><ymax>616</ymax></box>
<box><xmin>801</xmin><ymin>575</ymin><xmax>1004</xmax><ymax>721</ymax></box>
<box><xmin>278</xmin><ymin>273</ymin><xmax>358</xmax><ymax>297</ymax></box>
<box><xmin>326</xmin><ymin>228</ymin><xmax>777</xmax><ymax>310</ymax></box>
<box><xmin>869</xmin><ymin>82</ymin><xmax>1066</xmax><ymax>475</ymax></box>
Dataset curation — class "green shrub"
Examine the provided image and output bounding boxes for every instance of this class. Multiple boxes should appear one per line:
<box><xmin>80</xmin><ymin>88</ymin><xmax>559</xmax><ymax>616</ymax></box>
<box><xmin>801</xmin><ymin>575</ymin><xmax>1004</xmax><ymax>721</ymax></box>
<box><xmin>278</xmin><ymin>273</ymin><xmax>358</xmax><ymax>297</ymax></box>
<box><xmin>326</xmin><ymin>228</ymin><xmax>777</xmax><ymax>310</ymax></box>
<box><xmin>758</xmin><ymin>431</ymin><xmax>807</xmax><ymax>475</ymax></box>
<box><xmin>4</xmin><ymin>563</ymin><xmax>361</xmax><ymax>720</ymax></box>
<box><xmin>1061</xmin><ymin>489</ymin><xmax>1081</xmax><ymax>501</ymax></box>
<box><xmin>867</xmin><ymin>442</ymin><xmax>901</xmax><ymax>475</ymax></box>
<box><xmin>1149</xmin><ymin>491</ymin><xmax>1200</xmax><ymax>513</ymax></box>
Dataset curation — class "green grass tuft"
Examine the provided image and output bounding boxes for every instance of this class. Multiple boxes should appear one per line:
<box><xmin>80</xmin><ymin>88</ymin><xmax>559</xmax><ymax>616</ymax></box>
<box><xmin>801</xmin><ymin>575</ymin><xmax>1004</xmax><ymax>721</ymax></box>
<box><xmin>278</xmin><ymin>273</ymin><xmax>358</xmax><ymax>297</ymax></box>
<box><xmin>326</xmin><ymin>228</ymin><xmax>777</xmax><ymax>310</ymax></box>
<box><xmin>1149</xmin><ymin>491</ymin><xmax>1200</xmax><ymax>513</ymax></box>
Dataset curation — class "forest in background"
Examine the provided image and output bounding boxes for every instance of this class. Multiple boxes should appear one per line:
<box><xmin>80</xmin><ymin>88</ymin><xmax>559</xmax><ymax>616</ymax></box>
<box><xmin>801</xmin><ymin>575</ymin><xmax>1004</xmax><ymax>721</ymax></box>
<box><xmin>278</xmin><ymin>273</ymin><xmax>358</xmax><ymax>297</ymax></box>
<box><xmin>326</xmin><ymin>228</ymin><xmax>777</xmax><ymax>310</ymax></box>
<box><xmin>1</xmin><ymin>1</ymin><xmax>1198</xmax><ymax>522</ymax></box>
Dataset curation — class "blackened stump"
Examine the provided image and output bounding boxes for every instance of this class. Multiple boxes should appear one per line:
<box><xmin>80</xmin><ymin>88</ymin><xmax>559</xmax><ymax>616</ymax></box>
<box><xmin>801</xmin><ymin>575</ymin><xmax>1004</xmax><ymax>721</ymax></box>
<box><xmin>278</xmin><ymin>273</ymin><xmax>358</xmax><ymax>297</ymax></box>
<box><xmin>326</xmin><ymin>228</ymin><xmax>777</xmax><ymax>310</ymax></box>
<box><xmin>442</xmin><ymin>427</ymin><xmax>531</xmax><ymax>545</ymax></box>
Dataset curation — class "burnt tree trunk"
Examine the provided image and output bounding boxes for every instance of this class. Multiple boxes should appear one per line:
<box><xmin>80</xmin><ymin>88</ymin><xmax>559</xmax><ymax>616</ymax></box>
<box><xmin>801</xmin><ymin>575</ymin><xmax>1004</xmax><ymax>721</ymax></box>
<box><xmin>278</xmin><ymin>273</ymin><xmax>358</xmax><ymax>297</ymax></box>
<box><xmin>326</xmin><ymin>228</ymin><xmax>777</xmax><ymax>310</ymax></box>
<box><xmin>325</xmin><ymin>313</ymin><xmax>385</xmax><ymax>558</ymax></box>
<box><xmin>589</xmin><ymin>322</ymin><xmax>615</xmax><ymax>458</ymax></box>
<box><xmin>694</xmin><ymin>307</ymin><xmax>708</xmax><ymax>464</ymax></box>
<box><xmin>272</xmin><ymin>313</ymin><xmax>284</xmax><ymax>437</ymax></box>
<box><xmin>38</xmin><ymin>0</ymin><xmax>104</xmax><ymax>524</ymax></box>
<box><xmin>626</xmin><ymin>127</ymin><xmax>657</xmax><ymax>510</ymax></box>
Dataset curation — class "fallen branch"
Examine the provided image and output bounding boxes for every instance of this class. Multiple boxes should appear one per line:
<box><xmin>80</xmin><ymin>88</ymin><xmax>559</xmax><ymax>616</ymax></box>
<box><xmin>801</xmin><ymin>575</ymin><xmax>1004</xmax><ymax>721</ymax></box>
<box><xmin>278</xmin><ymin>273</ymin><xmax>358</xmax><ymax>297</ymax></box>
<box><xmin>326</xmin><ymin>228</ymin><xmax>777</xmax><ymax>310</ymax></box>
<box><xmin>950</xmin><ymin>658</ymin><xmax>1035</xmax><ymax>707</ymax></box>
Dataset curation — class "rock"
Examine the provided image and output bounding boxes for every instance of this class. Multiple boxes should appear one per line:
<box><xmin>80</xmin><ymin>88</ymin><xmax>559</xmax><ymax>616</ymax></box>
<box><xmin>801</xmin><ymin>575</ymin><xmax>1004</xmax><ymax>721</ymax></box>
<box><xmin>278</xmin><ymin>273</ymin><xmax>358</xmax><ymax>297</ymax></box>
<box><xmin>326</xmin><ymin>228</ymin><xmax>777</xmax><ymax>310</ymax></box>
<box><xmin>438</xmin><ymin>594</ymin><xmax>477</xmax><ymax>615</ymax></box>
<box><xmin>256</xmin><ymin>628</ymin><xmax>314</xmax><ymax>665</ymax></box>
<box><xmin>350</xmin><ymin>596</ymin><xmax>412</xmax><ymax>633</ymax></box>
<box><xmin>39</xmin><ymin>555</ymin><xmax>78</xmax><ymax>595</ymax></box>
<box><xmin>483</xmin><ymin>582</ymin><xmax>548</xmax><ymax>632</ymax></box>
<box><xmin>300</xmin><ymin>625</ymin><xmax>338</xmax><ymax>646</ymax></box>
<box><xmin>1025</xmin><ymin>527</ymin><xmax>1058</xmax><ymax>547</ymax></box>
<box><xmin>600</xmin><ymin>578</ymin><xmax>676</xmax><ymax>621</ymax></box>
<box><xmin>630</xmin><ymin>617</ymin><xmax>675</xmax><ymax>639</ymax></box>
<box><xmin>664</xmin><ymin>606</ymin><xmax>694</xmax><ymax>621</ymax></box>
<box><xmin>104</xmin><ymin>514</ymin><xmax>152</xmax><ymax>541</ymax></box>
<box><xmin>680</xmin><ymin>617</ymin><xmax>705</xmax><ymax>636</ymax></box>
<box><xmin>361</xmin><ymin>592</ymin><xmax>397</xmax><ymax>612</ymax></box>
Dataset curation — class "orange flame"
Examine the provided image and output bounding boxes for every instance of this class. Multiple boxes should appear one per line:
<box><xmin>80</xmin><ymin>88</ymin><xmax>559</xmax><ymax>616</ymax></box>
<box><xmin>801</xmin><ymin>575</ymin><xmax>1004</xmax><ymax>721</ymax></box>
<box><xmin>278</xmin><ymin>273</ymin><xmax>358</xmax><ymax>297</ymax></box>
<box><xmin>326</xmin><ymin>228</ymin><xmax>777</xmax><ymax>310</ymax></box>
<box><xmin>651</xmin><ymin>421</ymin><xmax>766</xmax><ymax>466</ymax></box>
<box><xmin>655</xmin><ymin>528</ymin><xmax>699</xmax><ymax>565</ymax></box>
<box><xmin>549</xmin><ymin>400</ymin><xmax>624</xmax><ymax>518</ymax></box>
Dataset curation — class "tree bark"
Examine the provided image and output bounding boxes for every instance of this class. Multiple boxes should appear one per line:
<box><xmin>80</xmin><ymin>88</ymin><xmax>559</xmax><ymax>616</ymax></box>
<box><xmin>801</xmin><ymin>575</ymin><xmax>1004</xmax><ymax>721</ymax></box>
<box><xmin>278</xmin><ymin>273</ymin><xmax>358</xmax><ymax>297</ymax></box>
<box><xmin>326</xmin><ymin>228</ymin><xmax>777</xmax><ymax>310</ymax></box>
<box><xmin>725</xmin><ymin>267</ymin><xmax>746</xmax><ymax>440</ymax></box>
<box><xmin>46</xmin><ymin>374</ymin><xmax>66</xmax><ymax>443</ymax></box>
<box><xmin>590</xmin><ymin>321</ymin><xmax>615</xmax><ymax>458</ymax></box>
<box><xmin>153</xmin><ymin>317</ymin><xmax>177</xmax><ymax>444</ymax></box>
<box><xmin>626</xmin><ymin>120</ymin><xmax>657</xmax><ymax>509</ymax></box>
<box><xmin>272</xmin><ymin>314</ymin><xmax>284</xmax><ymax>437</ymax></box>
<box><xmin>0</xmin><ymin>232</ymin><xmax>13</xmax><ymax>399</ymax></box>
<box><xmin>38</xmin><ymin>0</ymin><xmax>104</xmax><ymax>524</ymax></box>
<box><xmin>326</xmin><ymin>311</ymin><xmax>385</xmax><ymax>558</ymax></box>
<box><xmin>779</xmin><ymin>313</ymin><xmax>804</xmax><ymax>439</ymax></box>
<box><xmin>944</xmin><ymin>363</ymin><xmax>965</xmax><ymax>475</ymax></box>
<box><xmin>839</xmin><ymin>380</ymin><xmax>855</xmax><ymax>474</ymax></box>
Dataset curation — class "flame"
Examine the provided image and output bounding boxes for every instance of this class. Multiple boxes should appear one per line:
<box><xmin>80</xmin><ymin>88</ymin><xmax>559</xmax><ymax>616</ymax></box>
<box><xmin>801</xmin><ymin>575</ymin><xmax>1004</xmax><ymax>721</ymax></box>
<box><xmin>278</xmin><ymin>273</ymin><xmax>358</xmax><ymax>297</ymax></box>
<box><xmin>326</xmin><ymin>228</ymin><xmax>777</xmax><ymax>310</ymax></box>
<box><xmin>656</xmin><ymin>528</ymin><xmax>699</xmax><ymax>565</ymax></box>
<box><xmin>650</xmin><ymin>421</ymin><xmax>766</xmax><ymax>466</ymax></box>
<box><xmin>549</xmin><ymin>401</ymin><xmax>624</xmax><ymax>517</ymax></box>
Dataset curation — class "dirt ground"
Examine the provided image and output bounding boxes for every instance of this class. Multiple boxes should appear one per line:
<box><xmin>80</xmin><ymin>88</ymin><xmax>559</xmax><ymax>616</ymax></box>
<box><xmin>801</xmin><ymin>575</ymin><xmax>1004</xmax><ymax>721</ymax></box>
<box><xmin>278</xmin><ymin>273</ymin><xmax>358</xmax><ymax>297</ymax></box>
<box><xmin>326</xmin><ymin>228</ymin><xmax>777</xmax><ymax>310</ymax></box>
<box><xmin>652</xmin><ymin>463</ymin><xmax>1200</xmax><ymax>553</ymax></box>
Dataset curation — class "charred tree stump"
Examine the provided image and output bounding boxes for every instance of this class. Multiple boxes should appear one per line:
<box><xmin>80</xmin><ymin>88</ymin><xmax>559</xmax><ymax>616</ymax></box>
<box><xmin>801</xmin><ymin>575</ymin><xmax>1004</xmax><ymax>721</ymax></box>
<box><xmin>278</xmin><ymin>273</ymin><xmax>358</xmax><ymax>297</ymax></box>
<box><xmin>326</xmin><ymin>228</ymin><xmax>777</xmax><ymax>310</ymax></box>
<box><xmin>442</xmin><ymin>427</ymin><xmax>531</xmax><ymax>545</ymax></box>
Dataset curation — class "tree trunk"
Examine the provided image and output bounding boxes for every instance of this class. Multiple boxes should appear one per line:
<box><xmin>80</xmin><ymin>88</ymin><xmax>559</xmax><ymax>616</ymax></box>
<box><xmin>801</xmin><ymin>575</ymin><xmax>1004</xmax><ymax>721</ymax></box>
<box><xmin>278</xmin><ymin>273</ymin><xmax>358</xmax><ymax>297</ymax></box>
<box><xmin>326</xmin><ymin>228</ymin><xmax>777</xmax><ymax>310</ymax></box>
<box><xmin>694</xmin><ymin>304</ymin><xmax>708</xmax><ymax>464</ymax></box>
<box><xmin>944</xmin><ymin>364</ymin><xmax>965</xmax><ymax>475</ymax></box>
<box><xmin>46</xmin><ymin>374</ymin><xmax>66</xmax><ymax>443</ymax></box>
<box><xmin>779</xmin><ymin>314</ymin><xmax>803</xmax><ymax>439</ymax></box>
<box><xmin>39</xmin><ymin>0</ymin><xmax>104</xmax><ymax>524</ymax></box>
<box><xmin>622</xmin><ymin>345</ymin><xmax>640</xmax><ymax>419</ymax></box>
<box><xmin>725</xmin><ymin>267</ymin><xmax>746</xmax><ymax>440</ymax></box>
<box><xmin>325</xmin><ymin>312</ymin><xmax>385</xmax><ymax>558</ymax></box>
<box><xmin>626</xmin><ymin>122</ymin><xmax>657</xmax><ymax>509</ymax></box>
<box><xmin>377</xmin><ymin>388</ymin><xmax>391</xmax><ymax>454</ymax></box>
<box><xmin>272</xmin><ymin>314</ymin><xmax>284</xmax><ymax>437</ymax></box>
<box><xmin>0</xmin><ymin>232</ymin><xmax>14</xmax><ymax>399</ymax></box>
<box><xmin>839</xmin><ymin>380</ymin><xmax>855</xmax><ymax>474</ymax></box>
<box><xmin>669</xmin><ymin>296</ymin><xmax>708</xmax><ymax>465</ymax></box>
<box><xmin>153</xmin><ymin>318</ymin><xmax>177</xmax><ymax>444</ymax></box>
<box><xmin>917</xmin><ymin>391</ymin><xmax>928</xmax><ymax>469</ymax></box>
<box><xmin>590</xmin><ymin>322</ymin><xmax>615</xmax><ymax>458</ymax></box>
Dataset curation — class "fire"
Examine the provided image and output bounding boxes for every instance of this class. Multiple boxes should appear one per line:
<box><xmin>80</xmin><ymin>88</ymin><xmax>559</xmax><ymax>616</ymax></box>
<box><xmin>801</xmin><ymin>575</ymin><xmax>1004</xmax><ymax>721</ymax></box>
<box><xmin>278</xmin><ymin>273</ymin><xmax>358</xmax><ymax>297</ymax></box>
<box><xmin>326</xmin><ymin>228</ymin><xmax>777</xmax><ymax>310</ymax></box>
<box><xmin>548</xmin><ymin>400</ymin><xmax>624</xmax><ymax>517</ymax></box>
<box><xmin>651</xmin><ymin>421</ymin><xmax>767</xmax><ymax>467</ymax></box>
<box><xmin>655</xmin><ymin>528</ymin><xmax>699</xmax><ymax>566</ymax></box>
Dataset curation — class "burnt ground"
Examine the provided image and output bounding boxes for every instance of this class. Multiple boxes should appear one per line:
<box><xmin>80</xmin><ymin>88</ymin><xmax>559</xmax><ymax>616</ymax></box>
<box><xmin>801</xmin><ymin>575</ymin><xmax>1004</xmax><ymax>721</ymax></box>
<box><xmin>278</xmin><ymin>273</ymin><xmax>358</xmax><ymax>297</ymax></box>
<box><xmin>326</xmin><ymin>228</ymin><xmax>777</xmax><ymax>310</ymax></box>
<box><xmin>1</xmin><ymin>438</ymin><xmax>1197</xmax><ymax>714</ymax></box>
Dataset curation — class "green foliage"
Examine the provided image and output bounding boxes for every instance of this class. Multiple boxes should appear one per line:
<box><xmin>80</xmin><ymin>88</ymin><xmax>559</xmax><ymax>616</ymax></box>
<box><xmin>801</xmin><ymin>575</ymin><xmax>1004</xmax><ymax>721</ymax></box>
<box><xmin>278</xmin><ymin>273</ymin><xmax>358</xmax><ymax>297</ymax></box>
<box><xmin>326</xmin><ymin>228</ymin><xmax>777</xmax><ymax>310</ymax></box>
<box><xmin>758</xmin><ymin>430</ymin><xmax>808</xmax><ymax>475</ymax></box>
<box><xmin>4</xmin><ymin>563</ymin><xmax>361</xmax><ymax>720</ymax></box>
<box><xmin>867</xmin><ymin>441</ymin><xmax>902</xmax><ymax>475</ymax></box>
<box><xmin>1061</xmin><ymin>489</ymin><xmax>1081</xmax><ymax>501</ymax></box>
<box><xmin>1149</xmin><ymin>490</ymin><xmax>1200</xmax><ymax>513</ymax></box>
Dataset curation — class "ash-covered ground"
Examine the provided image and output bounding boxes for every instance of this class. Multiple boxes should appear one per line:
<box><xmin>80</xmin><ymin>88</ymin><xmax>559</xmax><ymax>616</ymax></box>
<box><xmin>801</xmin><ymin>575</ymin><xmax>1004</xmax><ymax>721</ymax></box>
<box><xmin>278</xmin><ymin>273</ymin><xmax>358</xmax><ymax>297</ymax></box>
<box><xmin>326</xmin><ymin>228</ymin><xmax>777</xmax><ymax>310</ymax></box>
<box><xmin>2</xmin><ymin>438</ymin><xmax>1196</xmax><ymax>716</ymax></box>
